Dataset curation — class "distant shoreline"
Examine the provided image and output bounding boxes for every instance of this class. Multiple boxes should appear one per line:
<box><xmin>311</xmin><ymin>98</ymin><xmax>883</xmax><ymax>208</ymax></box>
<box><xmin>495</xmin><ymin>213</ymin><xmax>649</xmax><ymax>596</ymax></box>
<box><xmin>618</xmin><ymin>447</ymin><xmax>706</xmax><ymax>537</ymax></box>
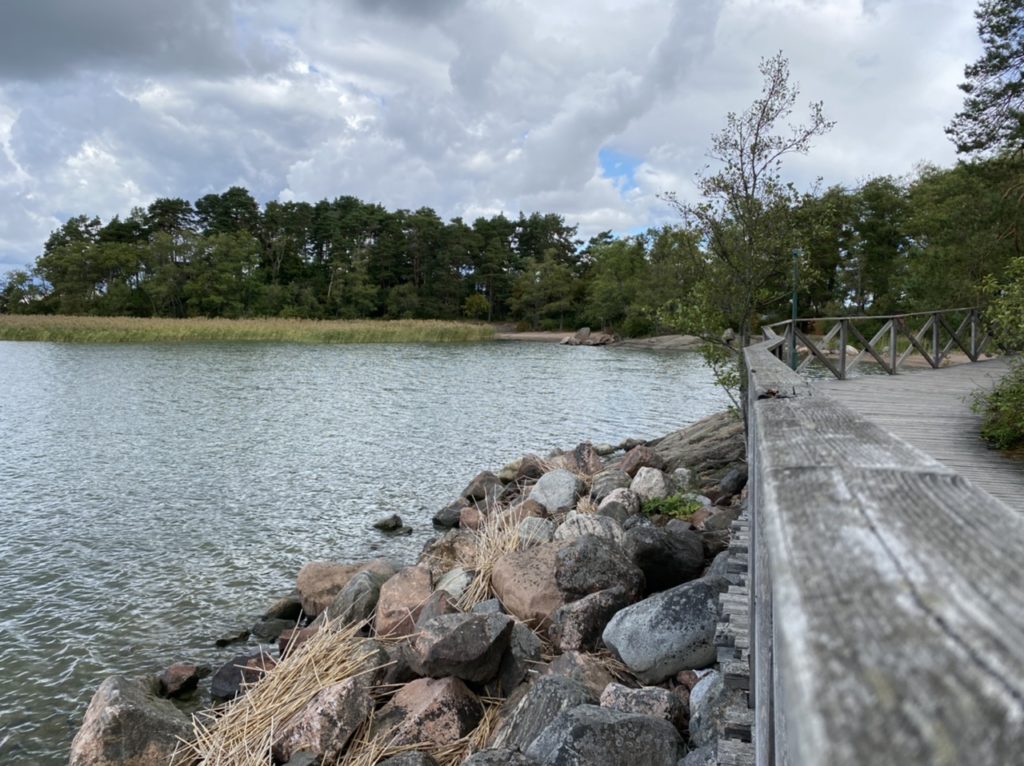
<box><xmin>0</xmin><ymin>315</ymin><xmax>494</xmax><ymax>344</ymax></box>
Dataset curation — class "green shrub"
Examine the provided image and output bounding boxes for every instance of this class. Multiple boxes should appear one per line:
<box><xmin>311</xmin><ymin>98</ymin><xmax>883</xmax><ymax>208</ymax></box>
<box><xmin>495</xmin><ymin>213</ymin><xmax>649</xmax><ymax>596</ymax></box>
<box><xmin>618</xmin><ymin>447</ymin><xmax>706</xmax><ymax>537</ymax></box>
<box><xmin>973</xmin><ymin>361</ymin><xmax>1024</xmax><ymax>449</ymax></box>
<box><xmin>641</xmin><ymin>494</ymin><xmax>704</xmax><ymax>521</ymax></box>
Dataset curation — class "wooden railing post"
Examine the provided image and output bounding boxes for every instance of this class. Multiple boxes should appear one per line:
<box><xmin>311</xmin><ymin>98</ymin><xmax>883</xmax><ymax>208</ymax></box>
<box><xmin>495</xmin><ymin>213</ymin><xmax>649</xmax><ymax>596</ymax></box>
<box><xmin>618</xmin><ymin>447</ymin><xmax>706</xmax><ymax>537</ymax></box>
<box><xmin>932</xmin><ymin>312</ymin><xmax>941</xmax><ymax>367</ymax></box>
<box><xmin>838</xmin><ymin>319</ymin><xmax>848</xmax><ymax>380</ymax></box>
<box><xmin>889</xmin><ymin>318</ymin><xmax>899</xmax><ymax>374</ymax></box>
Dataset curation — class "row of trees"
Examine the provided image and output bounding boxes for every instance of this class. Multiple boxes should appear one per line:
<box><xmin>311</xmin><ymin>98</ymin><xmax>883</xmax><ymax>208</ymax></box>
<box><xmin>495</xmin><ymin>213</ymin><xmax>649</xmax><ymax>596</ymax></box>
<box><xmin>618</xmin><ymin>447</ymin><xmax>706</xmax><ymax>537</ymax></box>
<box><xmin>2</xmin><ymin>155</ymin><xmax>1020</xmax><ymax>335</ymax></box>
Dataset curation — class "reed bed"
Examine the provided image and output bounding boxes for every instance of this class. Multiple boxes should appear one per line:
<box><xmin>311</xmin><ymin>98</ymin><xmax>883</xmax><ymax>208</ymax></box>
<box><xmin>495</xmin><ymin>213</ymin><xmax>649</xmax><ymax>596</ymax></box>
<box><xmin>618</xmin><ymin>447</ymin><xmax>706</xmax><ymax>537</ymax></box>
<box><xmin>177</xmin><ymin>618</ymin><xmax>388</xmax><ymax>766</ymax></box>
<box><xmin>0</xmin><ymin>315</ymin><xmax>495</xmax><ymax>344</ymax></box>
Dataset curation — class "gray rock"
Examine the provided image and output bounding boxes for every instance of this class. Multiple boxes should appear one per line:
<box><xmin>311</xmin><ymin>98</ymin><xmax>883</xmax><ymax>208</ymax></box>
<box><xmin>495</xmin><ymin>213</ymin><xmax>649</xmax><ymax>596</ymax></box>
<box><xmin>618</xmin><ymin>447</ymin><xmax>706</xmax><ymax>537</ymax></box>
<box><xmin>525</xmin><ymin>704</ymin><xmax>682</xmax><ymax>765</ymax></box>
<box><xmin>593</xmin><ymin>443</ymin><xmax>616</xmax><ymax>456</ymax></box>
<box><xmin>596</xmin><ymin>487</ymin><xmax>640</xmax><ymax>524</ymax></box>
<box><xmin>410</xmin><ymin>613</ymin><xmax>514</xmax><ymax>683</ymax></box>
<box><xmin>462</xmin><ymin>470</ymin><xmax>504</xmax><ymax>506</ymax></box>
<box><xmin>378</xmin><ymin>753</ymin><xmax>439</xmax><ymax>766</ymax></box>
<box><xmin>464</xmin><ymin>748</ymin><xmax>537</xmax><ymax>765</ymax></box>
<box><xmin>669</xmin><ymin>467</ymin><xmax>694</xmax><ymax>493</ymax></box>
<box><xmin>69</xmin><ymin>675</ymin><xmax>192</xmax><ymax>766</ymax></box>
<box><xmin>600</xmin><ymin>682</ymin><xmax>687</xmax><ymax>730</ymax></box>
<box><xmin>548</xmin><ymin>586</ymin><xmax>631</xmax><ymax>652</ymax></box>
<box><xmin>373</xmin><ymin>513</ymin><xmax>404</xmax><ymax>531</ymax></box>
<box><xmin>436</xmin><ymin>566</ymin><xmax>474</xmax><ymax>600</ymax></box>
<box><xmin>602</xmin><ymin>576</ymin><xmax>727</xmax><ymax>683</ymax></box>
<box><xmin>319</xmin><ymin>569</ymin><xmax>389</xmax><ymax>624</ymax></box>
<box><xmin>251</xmin><ymin>617</ymin><xmax>295</xmax><ymax>642</ymax></box>
<box><xmin>372</xmin><ymin>677</ymin><xmax>483</xmax><ymax>748</ymax></box>
<box><xmin>553</xmin><ymin>510</ymin><xmax>624</xmax><ymax>544</ymax></box>
<box><xmin>519</xmin><ymin>516</ymin><xmax>556</xmax><ymax>547</ymax></box>
<box><xmin>497</xmin><ymin>621</ymin><xmax>544</xmax><ymax>693</ymax></box>
<box><xmin>413</xmin><ymin>589</ymin><xmax>459</xmax><ymax>630</ymax></box>
<box><xmin>702</xmin><ymin>505</ymin><xmax>742</xmax><ymax>532</ymax></box>
<box><xmin>378</xmin><ymin>754</ymin><xmax>439</xmax><ymax>766</ymax></box>
<box><xmin>630</xmin><ymin>466</ymin><xmax>673</xmax><ymax>502</ymax></box>
<box><xmin>545</xmin><ymin>651</ymin><xmax>615</xmax><ymax>697</ymax></box>
<box><xmin>490</xmin><ymin>675</ymin><xmax>597</xmax><ymax>752</ymax></box>
<box><xmin>591</xmin><ymin>468</ymin><xmax>632</xmax><ymax>503</ymax></box>
<box><xmin>719</xmin><ymin>465</ymin><xmax>748</xmax><ymax>496</ymax></box>
<box><xmin>472</xmin><ymin>598</ymin><xmax>505</xmax><ymax>614</ymax></box>
<box><xmin>433</xmin><ymin>498</ymin><xmax>467</xmax><ymax>528</ymax></box>
<box><xmin>214</xmin><ymin>627</ymin><xmax>250</xmax><ymax>647</ymax></box>
<box><xmin>622</xmin><ymin>512</ymin><xmax>652</xmax><ymax>531</ymax></box>
<box><xmin>649</xmin><ymin>411</ymin><xmax>744</xmax><ymax>484</ymax></box>
<box><xmin>555</xmin><ymin>534</ymin><xmax>644</xmax><ymax>602</ymax></box>
<box><xmin>679</xmin><ymin>744</ymin><xmax>716</xmax><ymax>766</ymax></box>
<box><xmin>272</xmin><ymin>675</ymin><xmax>372</xmax><ymax>763</ymax></box>
<box><xmin>706</xmin><ymin>549</ymin><xmax>730</xmax><ymax>580</ymax></box>
<box><xmin>623</xmin><ymin>525</ymin><xmax>705</xmax><ymax>593</ymax></box>
<box><xmin>688</xmin><ymin>670</ymin><xmax>725</xmax><ymax>748</ymax></box>
<box><xmin>263</xmin><ymin>593</ymin><xmax>303</xmax><ymax>621</ymax></box>
<box><xmin>529</xmin><ymin>469</ymin><xmax>584</xmax><ymax>514</ymax></box>
<box><xmin>210</xmin><ymin>649</ymin><xmax>276</xmax><ymax>701</ymax></box>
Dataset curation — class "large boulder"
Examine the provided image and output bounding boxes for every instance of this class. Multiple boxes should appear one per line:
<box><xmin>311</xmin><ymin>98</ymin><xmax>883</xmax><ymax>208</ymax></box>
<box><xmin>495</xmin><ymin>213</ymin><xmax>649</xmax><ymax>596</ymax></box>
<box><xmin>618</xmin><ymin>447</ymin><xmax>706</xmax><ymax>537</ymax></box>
<box><xmin>490</xmin><ymin>675</ymin><xmax>597</xmax><ymax>752</ymax></box>
<box><xmin>271</xmin><ymin>675</ymin><xmax>372</xmax><ymax>763</ymax></box>
<box><xmin>69</xmin><ymin>675</ymin><xmax>192</xmax><ymax>766</ymax></box>
<box><xmin>552</xmin><ymin>511</ymin><xmax>624</xmax><ymax>544</ymax></box>
<box><xmin>524</xmin><ymin>704</ymin><xmax>682</xmax><ymax>765</ymax></box>
<box><xmin>433</xmin><ymin>498</ymin><xmax>467</xmax><ymax>528</ymax></box>
<box><xmin>491</xmin><ymin>541</ymin><xmax>570</xmax><ymax>627</ymax></box>
<box><xmin>372</xmin><ymin>676</ymin><xmax>483</xmax><ymax>748</ymax></box>
<box><xmin>554</xmin><ymin>534</ymin><xmax>644</xmax><ymax>602</ymax></box>
<box><xmin>375</xmin><ymin>565</ymin><xmax>433</xmax><ymax>638</ymax></box>
<box><xmin>719</xmin><ymin>465</ymin><xmax>748</xmax><ymax>496</ymax></box>
<box><xmin>410</xmin><ymin>613</ymin><xmax>515</xmax><ymax>683</ymax></box>
<box><xmin>548</xmin><ymin>586</ymin><xmax>631</xmax><ymax>652</ymax></box>
<box><xmin>296</xmin><ymin>559</ymin><xmax>398</xmax><ymax>617</ymax></box>
<box><xmin>649</xmin><ymin>411</ymin><xmax>745</xmax><ymax>483</ymax></box>
<box><xmin>528</xmin><ymin>469</ymin><xmax>584</xmax><ymax>514</ymax></box>
<box><xmin>602</xmin><ymin>576</ymin><xmax>726</xmax><ymax>684</ymax></box>
<box><xmin>590</xmin><ymin>468</ymin><xmax>631</xmax><ymax>503</ymax></box>
<box><xmin>318</xmin><ymin>569</ymin><xmax>389</xmax><ymax>625</ymax></box>
<box><xmin>622</xmin><ymin>524</ymin><xmax>705</xmax><ymax>593</ymax></box>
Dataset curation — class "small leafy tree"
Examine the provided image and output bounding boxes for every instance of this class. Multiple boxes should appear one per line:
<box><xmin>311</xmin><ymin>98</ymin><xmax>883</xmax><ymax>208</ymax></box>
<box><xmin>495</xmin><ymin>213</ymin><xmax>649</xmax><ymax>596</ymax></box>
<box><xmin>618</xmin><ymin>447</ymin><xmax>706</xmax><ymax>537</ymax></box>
<box><xmin>664</xmin><ymin>52</ymin><xmax>834</xmax><ymax>348</ymax></box>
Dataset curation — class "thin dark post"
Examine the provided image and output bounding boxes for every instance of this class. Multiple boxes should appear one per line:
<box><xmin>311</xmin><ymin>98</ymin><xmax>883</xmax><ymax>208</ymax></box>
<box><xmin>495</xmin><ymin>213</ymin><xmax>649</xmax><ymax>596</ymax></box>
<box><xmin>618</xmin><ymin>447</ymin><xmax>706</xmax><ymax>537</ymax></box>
<box><xmin>932</xmin><ymin>313</ymin><xmax>941</xmax><ymax>367</ymax></box>
<box><xmin>790</xmin><ymin>249</ymin><xmax>799</xmax><ymax>370</ymax></box>
<box><xmin>971</xmin><ymin>309</ymin><xmax>979</xmax><ymax>360</ymax></box>
<box><xmin>839</xmin><ymin>319</ymin><xmax>848</xmax><ymax>380</ymax></box>
<box><xmin>889</xmin><ymin>318</ymin><xmax>899</xmax><ymax>374</ymax></box>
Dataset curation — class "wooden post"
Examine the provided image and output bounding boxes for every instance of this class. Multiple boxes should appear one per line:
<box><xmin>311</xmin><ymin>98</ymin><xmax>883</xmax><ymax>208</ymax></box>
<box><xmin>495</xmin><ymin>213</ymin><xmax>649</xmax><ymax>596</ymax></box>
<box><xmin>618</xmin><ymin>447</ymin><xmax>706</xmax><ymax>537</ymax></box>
<box><xmin>889</xmin><ymin>318</ymin><xmax>898</xmax><ymax>374</ymax></box>
<box><xmin>838</xmin><ymin>319</ymin><xmax>848</xmax><ymax>380</ymax></box>
<box><xmin>932</xmin><ymin>313</ymin><xmax>941</xmax><ymax>367</ymax></box>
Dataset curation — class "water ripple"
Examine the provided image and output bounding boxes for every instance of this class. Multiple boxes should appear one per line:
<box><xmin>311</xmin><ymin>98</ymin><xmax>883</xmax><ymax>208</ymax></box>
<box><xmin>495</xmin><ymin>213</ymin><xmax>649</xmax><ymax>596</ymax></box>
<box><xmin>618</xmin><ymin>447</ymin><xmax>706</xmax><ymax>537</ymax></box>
<box><xmin>0</xmin><ymin>340</ymin><xmax>728</xmax><ymax>763</ymax></box>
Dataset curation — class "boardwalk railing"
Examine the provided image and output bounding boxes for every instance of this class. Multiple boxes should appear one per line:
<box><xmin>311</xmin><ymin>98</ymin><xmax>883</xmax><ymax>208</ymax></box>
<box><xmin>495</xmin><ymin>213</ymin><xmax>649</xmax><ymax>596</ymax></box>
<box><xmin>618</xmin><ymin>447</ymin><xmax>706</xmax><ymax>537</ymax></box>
<box><xmin>764</xmin><ymin>307</ymin><xmax>991</xmax><ymax>379</ymax></box>
<box><xmin>743</xmin><ymin>335</ymin><xmax>1024</xmax><ymax>766</ymax></box>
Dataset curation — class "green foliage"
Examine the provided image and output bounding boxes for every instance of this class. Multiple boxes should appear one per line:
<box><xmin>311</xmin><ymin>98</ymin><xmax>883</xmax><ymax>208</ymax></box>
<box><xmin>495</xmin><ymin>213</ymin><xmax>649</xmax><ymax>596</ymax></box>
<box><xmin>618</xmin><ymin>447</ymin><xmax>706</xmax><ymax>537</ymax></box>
<box><xmin>973</xmin><ymin>362</ymin><xmax>1024</xmax><ymax>448</ymax></box>
<box><xmin>462</xmin><ymin>292</ymin><xmax>491</xmax><ymax>321</ymax></box>
<box><xmin>700</xmin><ymin>342</ymin><xmax>742</xmax><ymax>412</ymax></box>
<box><xmin>947</xmin><ymin>0</ymin><xmax>1024</xmax><ymax>156</ymax></box>
<box><xmin>642</xmin><ymin>494</ymin><xmax>704</xmax><ymax>521</ymax></box>
<box><xmin>974</xmin><ymin>254</ymin><xmax>1024</xmax><ymax>448</ymax></box>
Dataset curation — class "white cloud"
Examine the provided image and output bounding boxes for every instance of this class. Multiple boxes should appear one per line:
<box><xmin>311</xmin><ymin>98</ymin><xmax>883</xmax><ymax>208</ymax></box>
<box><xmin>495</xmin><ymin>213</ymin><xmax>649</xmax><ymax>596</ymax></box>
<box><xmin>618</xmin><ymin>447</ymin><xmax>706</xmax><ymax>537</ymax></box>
<box><xmin>0</xmin><ymin>0</ymin><xmax>982</xmax><ymax>275</ymax></box>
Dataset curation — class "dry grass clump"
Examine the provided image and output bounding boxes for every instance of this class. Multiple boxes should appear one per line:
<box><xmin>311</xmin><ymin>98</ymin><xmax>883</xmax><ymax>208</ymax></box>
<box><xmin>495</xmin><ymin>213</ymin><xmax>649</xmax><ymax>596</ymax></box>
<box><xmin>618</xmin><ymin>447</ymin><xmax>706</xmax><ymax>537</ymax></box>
<box><xmin>574</xmin><ymin>495</ymin><xmax>598</xmax><ymax>515</ymax></box>
<box><xmin>0</xmin><ymin>315</ymin><xmax>495</xmax><ymax>344</ymax></box>
<box><xmin>456</xmin><ymin>508</ymin><xmax>523</xmax><ymax>610</ymax></box>
<box><xmin>177</xmin><ymin>618</ymin><xmax>387</xmax><ymax>766</ymax></box>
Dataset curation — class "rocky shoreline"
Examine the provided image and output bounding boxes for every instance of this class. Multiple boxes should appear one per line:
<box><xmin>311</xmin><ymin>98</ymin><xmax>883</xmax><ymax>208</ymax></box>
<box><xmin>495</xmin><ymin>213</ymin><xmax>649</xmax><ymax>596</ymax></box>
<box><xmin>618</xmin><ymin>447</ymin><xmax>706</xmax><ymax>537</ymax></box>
<box><xmin>69</xmin><ymin>410</ymin><xmax>746</xmax><ymax>766</ymax></box>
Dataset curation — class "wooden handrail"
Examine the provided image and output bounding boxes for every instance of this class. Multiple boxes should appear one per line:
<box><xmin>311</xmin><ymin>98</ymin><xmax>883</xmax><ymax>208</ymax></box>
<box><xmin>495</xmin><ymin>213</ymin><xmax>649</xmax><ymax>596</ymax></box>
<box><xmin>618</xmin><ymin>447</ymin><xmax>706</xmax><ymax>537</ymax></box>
<box><xmin>763</xmin><ymin>308</ymin><xmax>991</xmax><ymax>379</ymax></box>
<box><xmin>743</xmin><ymin>339</ymin><xmax>1024</xmax><ymax>765</ymax></box>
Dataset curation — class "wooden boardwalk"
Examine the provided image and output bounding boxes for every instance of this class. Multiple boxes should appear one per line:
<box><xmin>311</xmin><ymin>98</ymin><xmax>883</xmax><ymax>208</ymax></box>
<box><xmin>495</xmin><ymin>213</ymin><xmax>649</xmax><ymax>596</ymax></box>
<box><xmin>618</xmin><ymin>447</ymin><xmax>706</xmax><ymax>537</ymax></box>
<box><xmin>815</xmin><ymin>357</ymin><xmax>1024</xmax><ymax>512</ymax></box>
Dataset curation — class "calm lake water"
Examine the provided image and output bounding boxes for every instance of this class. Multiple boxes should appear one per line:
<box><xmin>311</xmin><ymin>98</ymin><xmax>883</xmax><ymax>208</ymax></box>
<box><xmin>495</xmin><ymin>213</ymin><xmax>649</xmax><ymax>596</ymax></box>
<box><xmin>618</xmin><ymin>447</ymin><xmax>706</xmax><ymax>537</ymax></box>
<box><xmin>0</xmin><ymin>340</ymin><xmax>728</xmax><ymax>763</ymax></box>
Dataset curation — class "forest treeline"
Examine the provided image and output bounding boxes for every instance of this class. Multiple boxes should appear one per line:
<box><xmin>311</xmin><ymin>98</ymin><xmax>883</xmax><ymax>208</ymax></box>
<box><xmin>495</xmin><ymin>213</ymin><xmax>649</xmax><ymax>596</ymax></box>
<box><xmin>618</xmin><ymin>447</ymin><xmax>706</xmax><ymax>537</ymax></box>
<box><xmin>0</xmin><ymin>156</ymin><xmax>1021</xmax><ymax>337</ymax></box>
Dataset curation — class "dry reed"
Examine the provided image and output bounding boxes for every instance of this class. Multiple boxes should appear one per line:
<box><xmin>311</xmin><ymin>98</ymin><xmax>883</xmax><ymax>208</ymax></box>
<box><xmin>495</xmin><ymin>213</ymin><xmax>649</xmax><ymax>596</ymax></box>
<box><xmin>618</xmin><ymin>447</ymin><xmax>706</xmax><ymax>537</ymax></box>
<box><xmin>455</xmin><ymin>508</ymin><xmax>524</xmax><ymax>610</ymax></box>
<box><xmin>177</xmin><ymin>618</ymin><xmax>388</xmax><ymax>766</ymax></box>
<box><xmin>0</xmin><ymin>315</ymin><xmax>494</xmax><ymax>344</ymax></box>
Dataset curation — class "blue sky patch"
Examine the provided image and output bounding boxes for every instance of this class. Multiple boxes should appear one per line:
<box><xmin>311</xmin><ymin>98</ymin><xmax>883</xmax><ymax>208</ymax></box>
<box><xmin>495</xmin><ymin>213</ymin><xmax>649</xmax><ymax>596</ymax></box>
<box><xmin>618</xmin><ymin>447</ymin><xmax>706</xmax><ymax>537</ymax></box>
<box><xmin>599</xmin><ymin>148</ymin><xmax>641</xmax><ymax>193</ymax></box>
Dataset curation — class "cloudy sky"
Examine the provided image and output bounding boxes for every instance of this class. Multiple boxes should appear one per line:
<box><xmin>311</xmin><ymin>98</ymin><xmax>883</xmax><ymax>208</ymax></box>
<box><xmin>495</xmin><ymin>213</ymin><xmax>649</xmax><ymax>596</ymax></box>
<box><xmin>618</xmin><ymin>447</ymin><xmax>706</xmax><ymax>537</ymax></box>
<box><xmin>0</xmin><ymin>0</ymin><xmax>980</xmax><ymax>275</ymax></box>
